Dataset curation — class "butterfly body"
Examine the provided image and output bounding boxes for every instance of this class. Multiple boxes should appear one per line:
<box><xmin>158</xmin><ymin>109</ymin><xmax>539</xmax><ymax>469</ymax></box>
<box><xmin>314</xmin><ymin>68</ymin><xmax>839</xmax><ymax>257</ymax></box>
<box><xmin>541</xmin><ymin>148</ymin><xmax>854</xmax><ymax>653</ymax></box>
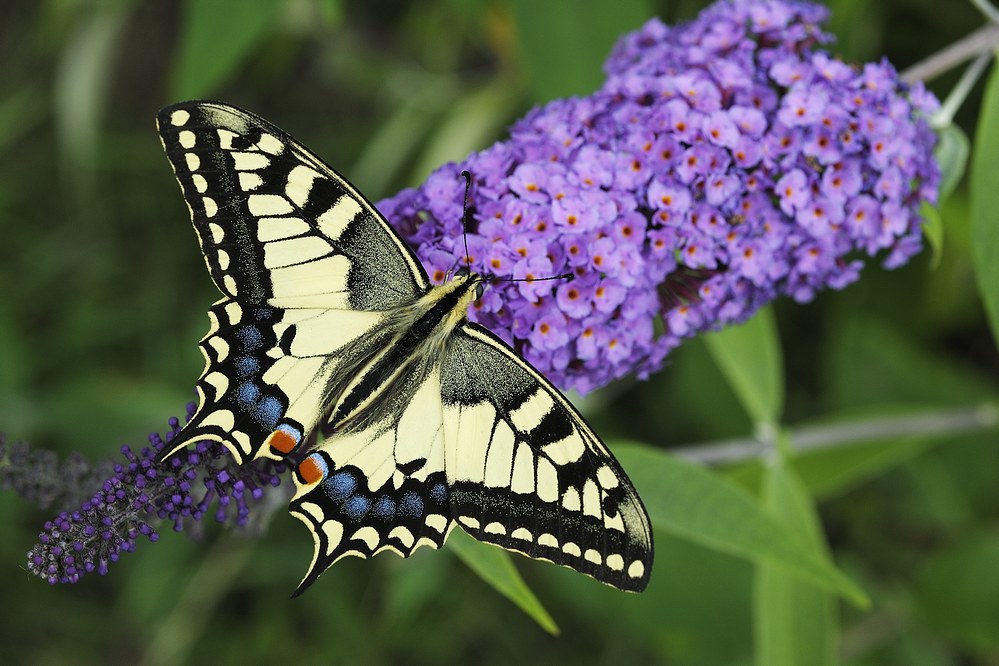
<box><xmin>155</xmin><ymin>101</ymin><xmax>653</xmax><ymax>595</ymax></box>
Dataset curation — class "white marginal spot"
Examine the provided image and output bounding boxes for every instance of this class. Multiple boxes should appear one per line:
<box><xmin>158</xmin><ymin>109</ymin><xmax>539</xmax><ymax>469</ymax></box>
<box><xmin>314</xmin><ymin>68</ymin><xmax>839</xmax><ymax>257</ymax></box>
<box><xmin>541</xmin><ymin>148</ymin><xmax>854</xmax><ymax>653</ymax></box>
<box><xmin>510</xmin><ymin>527</ymin><xmax>532</xmax><ymax>541</ymax></box>
<box><xmin>538</xmin><ymin>533</ymin><xmax>559</xmax><ymax>549</ymax></box>
<box><xmin>170</xmin><ymin>109</ymin><xmax>190</xmax><ymax>126</ymax></box>
<box><xmin>535</xmin><ymin>457</ymin><xmax>559</xmax><ymax>503</ymax></box>
<box><xmin>208</xmin><ymin>222</ymin><xmax>225</xmax><ymax>244</ymax></box>
<box><xmin>202</xmin><ymin>196</ymin><xmax>218</xmax><ymax>218</ymax></box>
<box><xmin>596</xmin><ymin>465</ymin><xmax>620</xmax><ymax>490</ymax></box>
<box><xmin>192</xmin><ymin>174</ymin><xmax>208</xmax><ymax>193</ymax></box>
<box><xmin>223</xmin><ymin>274</ymin><xmax>238</xmax><ymax>295</ymax></box>
<box><xmin>184</xmin><ymin>152</ymin><xmax>200</xmax><ymax>171</ymax></box>
<box><xmin>248</xmin><ymin>194</ymin><xmax>294</xmax><ymax>216</ymax></box>
<box><xmin>628</xmin><ymin>560</ymin><xmax>645</xmax><ymax>579</ymax></box>
<box><xmin>258</xmin><ymin>216</ymin><xmax>310</xmax><ymax>242</ymax></box>
<box><xmin>231</xmin><ymin>429</ymin><xmax>252</xmax><ymax>458</ymax></box>
<box><xmin>239</xmin><ymin>172</ymin><xmax>264</xmax><ymax>191</ymax></box>
<box><xmin>388</xmin><ymin>526</ymin><xmax>415</xmax><ymax>548</ymax></box>
<box><xmin>216</xmin><ymin>249</ymin><xmax>230</xmax><ymax>271</ymax></box>
<box><xmin>232</xmin><ymin>151</ymin><xmax>270</xmax><ymax>171</ymax></box>
<box><xmin>316</xmin><ymin>195</ymin><xmax>363</xmax><ymax>240</ymax></box>
<box><xmin>484</xmin><ymin>522</ymin><xmax>506</xmax><ymax>535</ymax></box>
<box><xmin>562</xmin><ymin>542</ymin><xmax>581</xmax><ymax>557</ymax></box>
<box><xmin>204</xmin><ymin>370</ymin><xmax>229</xmax><ymax>396</ymax></box>
<box><xmin>351</xmin><ymin>526</ymin><xmax>380</xmax><ymax>551</ymax></box>
<box><xmin>286</xmin><ymin>165</ymin><xmax>321</xmax><ymax>208</ymax></box>
<box><xmin>584</xmin><ymin>549</ymin><xmax>602</xmax><ymax>565</ymax></box>
<box><xmin>263</xmin><ymin>236</ymin><xmax>331</xmax><ymax>269</ymax></box>
<box><xmin>256</xmin><ymin>133</ymin><xmax>284</xmax><ymax>155</ymax></box>
<box><xmin>178</xmin><ymin>130</ymin><xmax>196</xmax><ymax>149</ymax></box>
<box><xmin>207</xmin><ymin>335</ymin><xmax>229</xmax><ymax>362</ymax></box>
<box><xmin>458</xmin><ymin>516</ymin><xmax>480</xmax><ymax>530</ymax></box>
<box><xmin>606</xmin><ymin>554</ymin><xmax>625</xmax><ymax>572</ymax></box>
<box><xmin>582</xmin><ymin>479</ymin><xmax>601</xmax><ymax>518</ymax></box>
<box><xmin>509</xmin><ymin>390</ymin><xmax>555</xmax><ymax>433</ymax></box>
<box><xmin>510</xmin><ymin>443</ymin><xmax>535</xmax><ymax>494</ymax></box>
<box><xmin>541</xmin><ymin>433</ymin><xmax>585</xmax><ymax>465</ymax></box>
<box><xmin>425</xmin><ymin>514</ymin><xmax>449</xmax><ymax>533</ymax></box>
<box><xmin>321</xmin><ymin>520</ymin><xmax>346</xmax><ymax>555</ymax></box>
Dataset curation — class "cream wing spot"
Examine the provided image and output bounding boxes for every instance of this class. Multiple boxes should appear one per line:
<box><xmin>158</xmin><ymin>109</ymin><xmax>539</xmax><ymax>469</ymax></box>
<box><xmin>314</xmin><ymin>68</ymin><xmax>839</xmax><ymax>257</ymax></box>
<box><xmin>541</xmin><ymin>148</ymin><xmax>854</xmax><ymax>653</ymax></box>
<box><xmin>561</xmin><ymin>487</ymin><xmax>581</xmax><ymax>511</ymax></box>
<box><xmin>511</xmin><ymin>527</ymin><xmax>533</xmax><ymax>541</ymax></box>
<box><xmin>584</xmin><ymin>549</ymin><xmax>602</xmax><ymax>565</ymax></box>
<box><xmin>286</xmin><ymin>165</ymin><xmax>321</xmax><ymax>207</ymax></box>
<box><xmin>178</xmin><ymin>130</ymin><xmax>196</xmax><ymax>148</ymax></box>
<box><xmin>484</xmin><ymin>522</ymin><xmax>506</xmax><ymax>535</ymax></box>
<box><xmin>170</xmin><ymin>109</ymin><xmax>190</xmax><ymax>126</ymax></box>
<box><xmin>192</xmin><ymin>174</ymin><xmax>208</xmax><ymax>193</ymax></box>
<box><xmin>217</xmin><ymin>129</ymin><xmax>238</xmax><ymax>149</ymax></box>
<box><xmin>562</xmin><ymin>542</ymin><xmax>581</xmax><ymax>557</ymax></box>
<box><xmin>208</xmin><ymin>222</ymin><xmax>225</xmax><ymax>244</ymax></box>
<box><xmin>232</xmin><ymin>151</ymin><xmax>270</xmax><ymax>171</ymax></box>
<box><xmin>606</xmin><ymin>554</ymin><xmax>625</xmax><ymax>572</ymax></box>
<box><xmin>239</xmin><ymin>172</ymin><xmax>264</xmax><ymax>191</ymax></box>
<box><xmin>541</xmin><ymin>433</ymin><xmax>585</xmax><ymax>465</ymax></box>
<box><xmin>223</xmin><ymin>274</ymin><xmax>238</xmax><ymax>295</ymax></box>
<box><xmin>510</xmin><ymin>444</ymin><xmax>535</xmax><ymax>494</ymax></box>
<box><xmin>388</xmin><ymin>526</ymin><xmax>415</xmax><ymax>548</ymax></box>
<box><xmin>207</xmin><ymin>335</ymin><xmax>229</xmax><ymax>361</ymax></box>
<box><xmin>202</xmin><ymin>196</ymin><xmax>217</xmax><ymax>218</ymax></box>
<box><xmin>538</xmin><ymin>533</ymin><xmax>559</xmax><ymax>549</ymax></box>
<box><xmin>596</xmin><ymin>465</ymin><xmax>620</xmax><ymax>490</ymax></box>
<box><xmin>257</xmin><ymin>216</ymin><xmax>310</xmax><ymax>242</ymax></box>
<box><xmin>582</xmin><ymin>479</ymin><xmax>602</xmax><ymax>518</ymax></box>
<box><xmin>248</xmin><ymin>193</ymin><xmax>294</xmax><ymax>216</ymax></box>
<box><xmin>256</xmin><ymin>133</ymin><xmax>284</xmax><ymax>155</ymax></box>
<box><xmin>351</xmin><ymin>526</ymin><xmax>380</xmax><ymax>551</ymax></box>
<box><xmin>510</xmin><ymin>390</ymin><xmax>555</xmax><ymax>433</ymax></box>
<box><xmin>317</xmin><ymin>195</ymin><xmax>363</xmax><ymax>240</ymax></box>
<box><xmin>263</xmin><ymin>236</ymin><xmax>331</xmax><ymax>269</ymax></box>
<box><xmin>425</xmin><ymin>514</ymin><xmax>448</xmax><ymax>533</ymax></box>
<box><xmin>458</xmin><ymin>516</ymin><xmax>481</xmax><ymax>530</ymax></box>
<box><xmin>483</xmin><ymin>421</ymin><xmax>515</xmax><ymax>488</ymax></box>
<box><xmin>535</xmin><ymin>458</ymin><xmax>559</xmax><ymax>503</ymax></box>
<box><xmin>216</xmin><ymin>249</ymin><xmax>230</xmax><ymax>271</ymax></box>
<box><xmin>628</xmin><ymin>560</ymin><xmax>646</xmax><ymax>579</ymax></box>
<box><xmin>184</xmin><ymin>153</ymin><xmax>200</xmax><ymax>170</ymax></box>
<box><xmin>321</xmin><ymin>520</ymin><xmax>345</xmax><ymax>555</ymax></box>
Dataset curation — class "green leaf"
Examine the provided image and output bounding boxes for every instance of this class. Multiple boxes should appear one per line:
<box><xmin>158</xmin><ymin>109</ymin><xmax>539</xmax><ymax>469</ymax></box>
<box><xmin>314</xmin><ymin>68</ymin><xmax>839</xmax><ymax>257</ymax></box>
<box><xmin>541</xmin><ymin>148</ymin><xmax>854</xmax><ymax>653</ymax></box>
<box><xmin>935</xmin><ymin>123</ymin><xmax>969</xmax><ymax>204</ymax></box>
<box><xmin>754</xmin><ymin>456</ymin><xmax>837</xmax><ymax>666</ymax></box>
<box><xmin>447</xmin><ymin>529</ymin><xmax>560</xmax><ymax>635</ymax></box>
<box><xmin>704</xmin><ymin>306</ymin><xmax>784</xmax><ymax>425</ymax></box>
<box><xmin>970</xmin><ymin>62</ymin><xmax>999</xmax><ymax>350</ymax></box>
<box><xmin>915</xmin><ymin>531</ymin><xmax>999</xmax><ymax>653</ymax></box>
<box><xmin>615</xmin><ymin>443</ymin><xmax>868</xmax><ymax>607</ymax></box>
<box><xmin>510</xmin><ymin>0</ymin><xmax>652</xmax><ymax>101</ymax></box>
<box><xmin>171</xmin><ymin>0</ymin><xmax>280</xmax><ymax>99</ymax></box>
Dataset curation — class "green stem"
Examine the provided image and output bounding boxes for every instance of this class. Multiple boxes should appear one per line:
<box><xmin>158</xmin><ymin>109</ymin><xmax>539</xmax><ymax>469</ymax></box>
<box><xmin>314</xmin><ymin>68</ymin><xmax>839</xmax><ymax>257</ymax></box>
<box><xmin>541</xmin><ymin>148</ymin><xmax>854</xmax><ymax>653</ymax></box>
<box><xmin>900</xmin><ymin>24</ymin><xmax>999</xmax><ymax>84</ymax></box>
<box><xmin>671</xmin><ymin>403</ymin><xmax>999</xmax><ymax>466</ymax></box>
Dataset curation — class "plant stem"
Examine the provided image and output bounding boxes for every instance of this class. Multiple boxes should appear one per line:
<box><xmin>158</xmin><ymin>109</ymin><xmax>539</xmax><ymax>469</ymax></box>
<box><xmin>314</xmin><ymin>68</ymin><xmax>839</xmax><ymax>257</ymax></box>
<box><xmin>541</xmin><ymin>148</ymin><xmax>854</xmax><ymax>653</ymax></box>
<box><xmin>670</xmin><ymin>404</ymin><xmax>999</xmax><ymax>466</ymax></box>
<box><xmin>901</xmin><ymin>24</ymin><xmax>999</xmax><ymax>84</ymax></box>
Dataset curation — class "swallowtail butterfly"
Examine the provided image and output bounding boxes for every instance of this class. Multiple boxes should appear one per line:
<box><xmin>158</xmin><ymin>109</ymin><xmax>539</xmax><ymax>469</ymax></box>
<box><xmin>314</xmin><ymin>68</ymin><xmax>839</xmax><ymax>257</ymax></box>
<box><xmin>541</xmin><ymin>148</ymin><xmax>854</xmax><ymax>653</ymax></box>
<box><xmin>155</xmin><ymin>101</ymin><xmax>653</xmax><ymax>595</ymax></box>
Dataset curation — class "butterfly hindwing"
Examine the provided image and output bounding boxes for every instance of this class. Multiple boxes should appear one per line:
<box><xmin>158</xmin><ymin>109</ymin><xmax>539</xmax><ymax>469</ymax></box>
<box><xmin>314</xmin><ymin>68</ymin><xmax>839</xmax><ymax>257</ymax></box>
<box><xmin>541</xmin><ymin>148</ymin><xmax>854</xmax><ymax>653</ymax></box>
<box><xmin>439</xmin><ymin>323</ymin><xmax>653</xmax><ymax>592</ymax></box>
<box><xmin>288</xmin><ymin>362</ymin><xmax>455</xmax><ymax>595</ymax></box>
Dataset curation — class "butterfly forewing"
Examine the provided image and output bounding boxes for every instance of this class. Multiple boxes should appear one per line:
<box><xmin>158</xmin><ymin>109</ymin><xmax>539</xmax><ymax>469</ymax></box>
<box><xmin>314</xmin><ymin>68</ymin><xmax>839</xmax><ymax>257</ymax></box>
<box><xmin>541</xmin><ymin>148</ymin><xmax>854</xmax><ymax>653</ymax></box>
<box><xmin>156</xmin><ymin>100</ymin><xmax>654</xmax><ymax>594</ymax></box>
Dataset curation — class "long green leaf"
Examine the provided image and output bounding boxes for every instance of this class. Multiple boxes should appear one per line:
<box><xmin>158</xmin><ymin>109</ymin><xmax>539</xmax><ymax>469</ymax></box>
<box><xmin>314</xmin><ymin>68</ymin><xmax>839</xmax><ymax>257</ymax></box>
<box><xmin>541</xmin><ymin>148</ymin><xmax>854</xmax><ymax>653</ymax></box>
<box><xmin>970</xmin><ymin>63</ymin><xmax>999</xmax><ymax>350</ymax></box>
<box><xmin>754</xmin><ymin>456</ymin><xmax>837</xmax><ymax>666</ymax></box>
<box><xmin>447</xmin><ymin>529</ymin><xmax>560</xmax><ymax>635</ymax></box>
<box><xmin>704</xmin><ymin>306</ymin><xmax>784</xmax><ymax>425</ymax></box>
<box><xmin>171</xmin><ymin>0</ymin><xmax>280</xmax><ymax>99</ymax></box>
<box><xmin>616</xmin><ymin>443</ymin><xmax>868</xmax><ymax>607</ymax></box>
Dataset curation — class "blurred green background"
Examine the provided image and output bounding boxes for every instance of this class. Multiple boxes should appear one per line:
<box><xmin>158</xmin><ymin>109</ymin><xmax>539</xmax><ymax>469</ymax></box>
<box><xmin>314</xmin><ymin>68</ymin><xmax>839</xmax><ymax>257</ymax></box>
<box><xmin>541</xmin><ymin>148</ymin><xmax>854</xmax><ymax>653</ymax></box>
<box><xmin>2</xmin><ymin>0</ymin><xmax>997</xmax><ymax>664</ymax></box>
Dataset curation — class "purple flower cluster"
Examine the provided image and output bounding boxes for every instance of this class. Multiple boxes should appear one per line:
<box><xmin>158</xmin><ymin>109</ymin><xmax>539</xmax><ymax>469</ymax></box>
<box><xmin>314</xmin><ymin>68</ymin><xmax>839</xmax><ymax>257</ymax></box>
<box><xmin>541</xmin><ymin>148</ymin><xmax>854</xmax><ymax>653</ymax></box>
<box><xmin>379</xmin><ymin>0</ymin><xmax>940</xmax><ymax>393</ymax></box>
<box><xmin>26</xmin><ymin>406</ymin><xmax>284</xmax><ymax>585</ymax></box>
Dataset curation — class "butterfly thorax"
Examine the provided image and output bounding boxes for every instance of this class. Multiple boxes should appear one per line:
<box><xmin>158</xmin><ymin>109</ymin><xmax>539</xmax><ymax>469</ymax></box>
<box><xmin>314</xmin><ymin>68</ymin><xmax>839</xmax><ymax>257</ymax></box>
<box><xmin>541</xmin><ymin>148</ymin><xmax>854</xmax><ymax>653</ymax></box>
<box><xmin>323</xmin><ymin>272</ymin><xmax>485</xmax><ymax>435</ymax></box>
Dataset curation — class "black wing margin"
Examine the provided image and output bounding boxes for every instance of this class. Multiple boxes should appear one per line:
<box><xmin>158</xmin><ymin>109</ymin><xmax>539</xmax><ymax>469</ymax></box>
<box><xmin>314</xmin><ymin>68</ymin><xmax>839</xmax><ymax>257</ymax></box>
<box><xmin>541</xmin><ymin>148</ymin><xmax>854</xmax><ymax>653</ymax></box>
<box><xmin>439</xmin><ymin>323</ymin><xmax>653</xmax><ymax>592</ymax></box>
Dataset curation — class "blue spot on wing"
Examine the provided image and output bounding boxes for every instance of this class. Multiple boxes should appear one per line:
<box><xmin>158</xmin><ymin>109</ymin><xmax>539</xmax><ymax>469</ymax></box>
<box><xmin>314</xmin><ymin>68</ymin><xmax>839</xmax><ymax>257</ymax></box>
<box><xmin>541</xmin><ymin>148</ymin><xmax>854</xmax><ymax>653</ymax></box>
<box><xmin>236</xmin><ymin>382</ymin><xmax>261</xmax><ymax>408</ymax></box>
<box><xmin>235</xmin><ymin>355</ymin><xmax>259</xmax><ymax>377</ymax></box>
<box><xmin>255</xmin><ymin>396</ymin><xmax>282</xmax><ymax>428</ymax></box>
<box><xmin>430</xmin><ymin>483</ymin><xmax>447</xmax><ymax>503</ymax></box>
<box><xmin>237</xmin><ymin>326</ymin><xmax>263</xmax><ymax>350</ymax></box>
<box><xmin>400</xmin><ymin>491</ymin><xmax>424</xmax><ymax>518</ymax></box>
<box><xmin>326</xmin><ymin>471</ymin><xmax>356</xmax><ymax>501</ymax></box>
<box><xmin>372</xmin><ymin>496</ymin><xmax>396</xmax><ymax>519</ymax></box>
<box><xmin>344</xmin><ymin>495</ymin><xmax>371</xmax><ymax>520</ymax></box>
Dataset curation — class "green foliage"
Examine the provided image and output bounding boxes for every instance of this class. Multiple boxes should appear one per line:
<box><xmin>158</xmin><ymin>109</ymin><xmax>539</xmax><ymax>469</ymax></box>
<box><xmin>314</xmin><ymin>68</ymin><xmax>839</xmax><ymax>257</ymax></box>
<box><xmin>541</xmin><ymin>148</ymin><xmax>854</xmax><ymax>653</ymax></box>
<box><xmin>2</xmin><ymin>1</ymin><xmax>999</xmax><ymax>664</ymax></box>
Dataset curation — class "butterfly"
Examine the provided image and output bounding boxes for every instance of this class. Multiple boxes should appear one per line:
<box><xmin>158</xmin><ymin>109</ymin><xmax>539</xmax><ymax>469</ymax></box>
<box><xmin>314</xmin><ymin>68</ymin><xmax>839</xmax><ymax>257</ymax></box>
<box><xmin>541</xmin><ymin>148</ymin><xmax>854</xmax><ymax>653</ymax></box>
<box><xmin>154</xmin><ymin>100</ymin><xmax>653</xmax><ymax>595</ymax></box>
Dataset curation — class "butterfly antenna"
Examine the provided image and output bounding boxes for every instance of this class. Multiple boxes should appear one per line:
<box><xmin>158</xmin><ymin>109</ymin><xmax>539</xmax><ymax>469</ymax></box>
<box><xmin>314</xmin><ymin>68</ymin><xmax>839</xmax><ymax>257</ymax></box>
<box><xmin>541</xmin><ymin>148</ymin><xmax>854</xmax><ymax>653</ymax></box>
<box><xmin>460</xmin><ymin>170</ymin><xmax>473</xmax><ymax>271</ymax></box>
